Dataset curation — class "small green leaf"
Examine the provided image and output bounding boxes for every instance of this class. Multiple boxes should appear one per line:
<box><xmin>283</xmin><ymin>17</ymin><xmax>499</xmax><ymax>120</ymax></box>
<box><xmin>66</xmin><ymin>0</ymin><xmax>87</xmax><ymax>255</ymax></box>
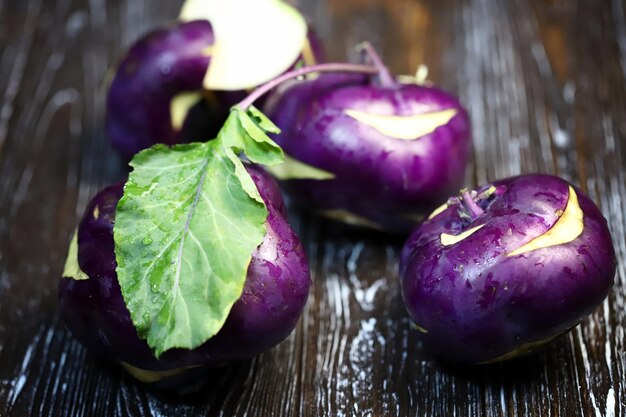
<box><xmin>63</xmin><ymin>230</ymin><xmax>89</xmax><ymax>280</ymax></box>
<box><xmin>114</xmin><ymin>107</ymin><xmax>284</xmax><ymax>357</ymax></box>
<box><xmin>245</xmin><ymin>106</ymin><xmax>281</xmax><ymax>134</ymax></box>
<box><xmin>222</xmin><ymin>106</ymin><xmax>284</xmax><ymax>166</ymax></box>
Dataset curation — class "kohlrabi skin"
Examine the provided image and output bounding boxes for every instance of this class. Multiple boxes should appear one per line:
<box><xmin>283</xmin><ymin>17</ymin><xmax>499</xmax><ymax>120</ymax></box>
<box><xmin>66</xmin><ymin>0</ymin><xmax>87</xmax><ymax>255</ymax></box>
<box><xmin>263</xmin><ymin>45</ymin><xmax>471</xmax><ymax>233</ymax></box>
<box><xmin>106</xmin><ymin>20</ymin><xmax>215</xmax><ymax>162</ymax></box>
<box><xmin>399</xmin><ymin>174</ymin><xmax>616</xmax><ymax>364</ymax></box>
<box><xmin>59</xmin><ymin>165</ymin><xmax>310</xmax><ymax>391</ymax></box>
<box><xmin>106</xmin><ymin>0</ymin><xmax>323</xmax><ymax>161</ymax></box>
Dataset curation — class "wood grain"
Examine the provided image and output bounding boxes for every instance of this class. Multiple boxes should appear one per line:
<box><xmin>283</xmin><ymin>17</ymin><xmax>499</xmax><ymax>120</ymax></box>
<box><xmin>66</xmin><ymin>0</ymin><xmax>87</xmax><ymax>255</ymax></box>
<box><xmin>0</xmin><ymin>0</ymin><xmax>624</xmax><ymax>416</ymax></box>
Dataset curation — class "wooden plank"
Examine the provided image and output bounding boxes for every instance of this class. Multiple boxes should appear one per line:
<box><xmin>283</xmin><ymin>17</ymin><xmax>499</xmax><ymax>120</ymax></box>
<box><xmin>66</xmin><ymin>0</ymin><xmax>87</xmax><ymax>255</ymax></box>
<box><xmin>0</xmin><ymin>0</ymin><xmax>624</xmax><ymax>415</ymax></box>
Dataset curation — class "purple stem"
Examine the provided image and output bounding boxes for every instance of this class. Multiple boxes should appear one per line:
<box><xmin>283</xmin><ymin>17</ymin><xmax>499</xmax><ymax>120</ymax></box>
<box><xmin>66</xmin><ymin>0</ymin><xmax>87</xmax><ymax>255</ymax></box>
<box><xmin>238</xmin><ymin>63</ymin><xmax>378</xmax><ymax>110</ymax></box>
<box><xmin>461</xmin><ymin>190</ymin><xmax>484</xmax><ymax>218</ymax></box>
<box><xmin>357</xmin><ymin>42</ymin><xmax>395</xmax><ymax>88</ymax></box>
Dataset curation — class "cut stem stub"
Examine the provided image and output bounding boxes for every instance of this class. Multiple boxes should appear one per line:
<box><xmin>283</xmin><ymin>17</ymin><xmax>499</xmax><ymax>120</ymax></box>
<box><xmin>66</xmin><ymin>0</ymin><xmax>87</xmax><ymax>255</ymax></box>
<box><xmin>461</xmin><ymin>190</ymin><xmax>485</xmax><ymax>219</ymax></box>
<box><xmin>357</xmin><ymin>42</ymin><xmax>395</xmax><ymax>88</ymax></box>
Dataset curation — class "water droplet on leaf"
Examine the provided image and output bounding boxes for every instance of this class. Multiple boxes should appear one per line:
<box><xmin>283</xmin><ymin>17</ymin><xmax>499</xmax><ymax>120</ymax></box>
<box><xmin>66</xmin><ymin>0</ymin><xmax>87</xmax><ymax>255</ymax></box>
<box><xmin>142</xmin><ymin>237</ymin><xmax>153</xmax><ymax>245</ymax></box>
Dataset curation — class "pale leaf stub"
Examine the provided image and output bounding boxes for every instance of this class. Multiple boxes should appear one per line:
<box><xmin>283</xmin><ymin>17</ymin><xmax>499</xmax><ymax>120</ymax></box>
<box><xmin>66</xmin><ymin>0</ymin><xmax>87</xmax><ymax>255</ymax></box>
<box><xmin>320</xmin><ymin>209</ymin><xmax>382</xmax><ymax>230</ymax></box>
<box><xmin>266</xmin><ymin>154</ymin><xmax>336</xmax><ymax>180</ymax></box>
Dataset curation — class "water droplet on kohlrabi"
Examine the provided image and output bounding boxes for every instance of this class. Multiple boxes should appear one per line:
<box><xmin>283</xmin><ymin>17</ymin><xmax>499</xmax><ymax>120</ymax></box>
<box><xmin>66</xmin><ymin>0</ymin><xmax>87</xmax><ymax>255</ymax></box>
<box><xmin>142</xmin><ymin>237</ymin><xmax>153</xmax><ymax>245</ymax></box>
<box><xmin>151</xmin><ymin>296</ymin><xmax>159</xmax><ymax>303</ymax></box>
<box><xmin>143</xmin><ymin>313</ymin><xmax>150</xmax><ymax>323</ymax></box>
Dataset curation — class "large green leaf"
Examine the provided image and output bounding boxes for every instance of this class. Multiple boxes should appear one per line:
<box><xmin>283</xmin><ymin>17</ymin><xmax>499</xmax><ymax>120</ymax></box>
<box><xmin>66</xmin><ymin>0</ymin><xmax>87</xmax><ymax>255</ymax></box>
<box><xmin>113</xmin><ymin>107</ymin><xmax>283</xmax><ymax>357</ymax></box>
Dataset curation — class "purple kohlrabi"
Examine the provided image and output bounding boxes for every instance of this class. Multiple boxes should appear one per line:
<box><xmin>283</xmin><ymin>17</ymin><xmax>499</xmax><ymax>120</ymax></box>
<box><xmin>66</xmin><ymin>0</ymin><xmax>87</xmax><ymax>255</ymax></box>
<box><xmin>263</xmin><ymin>53</ymin><xmax>470</xmax><ymax>233</ymax></box>
<box><xmin>59</xmin><ymin>165</ymin><xmax>310</xmax><ymax>392</ymax></box>
<box><xmin>400</xmin><ymin>174</ymin><xmax>616</xmax><ymax>363</ymax></box>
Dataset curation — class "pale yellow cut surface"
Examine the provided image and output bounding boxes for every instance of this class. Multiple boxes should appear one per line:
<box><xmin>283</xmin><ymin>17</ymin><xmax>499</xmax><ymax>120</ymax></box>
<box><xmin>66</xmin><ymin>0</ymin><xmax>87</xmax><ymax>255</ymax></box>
<box><xmin>120</xmin><ymin>362</ymin><xmax>200</xmax><ymax>383</ymax></box>
<box><xmin>180</xmin><ymin>0</ymin><xmax>307</xmax><ymax>91</ymax></box>
<box><xmin>507</xmin><ymin>186</ymin><xmax>583</xmax><ymax>257</ymax></box>
<box><xmin>479</xmin><ymin>332</ymin><xmax>563</xmax><ymax>364</ymax></box>
<box><xmin>344</xmin><ymin>108</ymin><xmax>458</xmax><ymax>140</ymax></box>
<box><xmin>411</xmin><ymin>322</ymin><xmax>429</xmax><ymax>333</ymax></box>
<box><xmin>62</xmin><ymin>231</ymin><xmax>89</xmax><ymax>280</ymax></box>
<box><xmin>170</xmin><ymin>92</ymin><xmax>203</xmax><ymax>131</ymax></box>
<box><xmin>440</xmin><ymin>224</ymin><xmax>485</xmax><ymax>246</ymax></box>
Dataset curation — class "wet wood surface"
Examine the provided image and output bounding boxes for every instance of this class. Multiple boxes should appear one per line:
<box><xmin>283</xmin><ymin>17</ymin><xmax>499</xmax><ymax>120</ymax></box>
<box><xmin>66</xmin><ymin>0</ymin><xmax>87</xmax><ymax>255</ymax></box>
<box><xmin>0</xmin><ymin>0</ymin><xmax>625</xmax><ymax>415</ymax></box>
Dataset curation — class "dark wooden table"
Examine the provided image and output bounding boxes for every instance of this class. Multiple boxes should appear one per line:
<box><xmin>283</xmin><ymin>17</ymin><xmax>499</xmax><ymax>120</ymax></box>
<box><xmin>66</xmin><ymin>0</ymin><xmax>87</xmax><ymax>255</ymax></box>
<box><xmin>1</xmin><ymin>0</ymin><xmax>625</xmax><ymax>415</ymax></box>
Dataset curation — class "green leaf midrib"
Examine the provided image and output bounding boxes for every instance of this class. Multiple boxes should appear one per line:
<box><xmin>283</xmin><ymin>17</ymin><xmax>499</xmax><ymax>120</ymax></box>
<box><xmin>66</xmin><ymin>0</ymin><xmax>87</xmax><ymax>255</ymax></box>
<box><xmin>168</xmin><ymin>148</ymin><xmax>212</xmax><ymax>324</ymax></box>
<box><xmin>131</xmin><ymin>147</ymin><xmax>213</xmax><ymax>332</ymax></box>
